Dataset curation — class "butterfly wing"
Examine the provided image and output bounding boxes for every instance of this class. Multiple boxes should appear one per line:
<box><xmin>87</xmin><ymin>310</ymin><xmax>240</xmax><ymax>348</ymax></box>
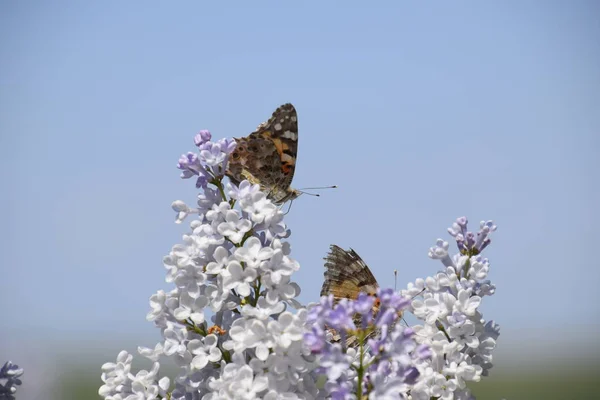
<box><xmin>321</xmin><ymin>245</ymin><xmax>379</xmax><ymax>299</ymax></box>
<box><xmin>226</xmin><ymin>135</ymin><xmax>282</xmax><ymax>187</ymax></box>
<box><xmin>226</xmin><ymin>103</ymin><xmax>299</xmax><ymax>204</ymax></box>
<box><xmin>252</xmin><ymin>103</ymin><xmax>298</xmax><ymax>190</ymax></box>
<box><xmin>321</xmin><ymin>245</ymin><xmax>380</xmax><ymax>347</ymax></box>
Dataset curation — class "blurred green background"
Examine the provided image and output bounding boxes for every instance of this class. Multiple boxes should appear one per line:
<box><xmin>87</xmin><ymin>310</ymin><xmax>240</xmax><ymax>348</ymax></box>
<box><xmin>48</xmin><ymin>356</ymin><xmax>600</xmax><ymax>399</ymax></box>
<box><xmin>7</xmin><ymin>338</ymin><xmax>599</xmax><ymax>399</ymax></box>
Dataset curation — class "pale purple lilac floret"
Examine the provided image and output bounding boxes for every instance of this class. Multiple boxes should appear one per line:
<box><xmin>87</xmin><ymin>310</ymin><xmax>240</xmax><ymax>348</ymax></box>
<box><xmin>178</xmin><ymin>131</ymin><xmax>236</xmax><ymax>189</ymax></box>
<box><xmin>100</xmin><ymin>128</ymin><xmax>500</xmax><ymax>400</ymax></box>
<box><xmin>305</xmin><ymin>290</ymin><xmax>429</xmax><ymax>399</ymax></box>
<box><xmin>194</xmin><ymin>129</ymin><xmax>212</xmax><ymax>147</ymax></box>
<box><xmin>447</xmin><ymin>217</ymin><xmax>497</xmax><ymax>256</ymax></box>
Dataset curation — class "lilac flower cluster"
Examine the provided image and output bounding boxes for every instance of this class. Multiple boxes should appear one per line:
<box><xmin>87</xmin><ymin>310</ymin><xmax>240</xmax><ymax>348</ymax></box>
<box><xmin>99</xmin><ymin>125</ymin><xmax>501</xmax><ymax>400</ymax></box>
<box><xmin>100</xmin><ymin>131</ymin><xmax>316</xmax><ymax>400</ymax></box>
<box><xmin>304</xmin><ymin>290</ymin><xmax>431</xmax><ymax>399</ymax></box>
<box><xmin>0</xmin><ymin>361</ymin><xmax>24</xmax><ymax>400</ymax></box>
<box><xmin>401</xmin><ymin>217</ymin><xmax>500</xmax><ymax>399</ymax></box>
<box><xmin>177</xmin><ymin>129</ymin><xmax>236</xmax><ymax>190</ymax></box>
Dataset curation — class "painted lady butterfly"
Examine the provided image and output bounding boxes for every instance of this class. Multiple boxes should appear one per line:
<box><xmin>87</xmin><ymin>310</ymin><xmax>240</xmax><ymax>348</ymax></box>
<box><xmin>321</xmin><ymin>245</ymin><xmax>383</xmax><ymax>347</ymax></box>
<box><xmin>226</xmin><ymin>103</ymin><xmax>300</xmax><ymax>205</ymax></box>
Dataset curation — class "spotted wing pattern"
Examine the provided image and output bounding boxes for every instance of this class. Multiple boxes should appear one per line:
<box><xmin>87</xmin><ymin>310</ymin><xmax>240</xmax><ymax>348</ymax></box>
<box><xmin>321</xmin><ymin>245</ymin><xmax>380</xmax><ymax>347</ymax></box>
<box><xmin>226</xmin><ymin>103</ymin><xmax>300</xmax><ymax>204</ymax></box>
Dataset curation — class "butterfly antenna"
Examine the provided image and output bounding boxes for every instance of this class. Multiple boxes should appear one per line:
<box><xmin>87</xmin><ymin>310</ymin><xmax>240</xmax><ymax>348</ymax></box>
<box><xmin>297</xmin><ymin>190</ymin><xmax>321</xmax><ymax>198</ymax></box>
<box><xmin>296</xmin><ymin>185</ymin><xmax>337</xmax><ymax>199</ymax></box>
<box><xmin>394</xmin><ymin>269</ymin><xmax>398</xmax><ymax>292</ymax></box>
<box><xmin>298</xmin><ymin>185</ymin><xmax>338</xmax><ymax>190</ymax></box>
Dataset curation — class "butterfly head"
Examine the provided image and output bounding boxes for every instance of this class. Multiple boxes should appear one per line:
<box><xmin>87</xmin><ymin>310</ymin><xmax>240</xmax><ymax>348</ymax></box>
<box><xmin>275</xmin><ymin>185</ymin><xmax>337</xmax><ymax>205</ymax></box>
<box><xmin>271</xmin><ymin>187</ymin><xmax>302</xmax><ymax>205</ymax></box>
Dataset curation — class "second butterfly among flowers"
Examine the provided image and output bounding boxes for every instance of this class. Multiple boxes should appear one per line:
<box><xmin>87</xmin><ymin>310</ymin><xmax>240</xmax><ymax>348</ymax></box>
<box><xmin>319</xmin><ymin>245</ymin><xmax>408</xmax><ymax>348</ymax></box>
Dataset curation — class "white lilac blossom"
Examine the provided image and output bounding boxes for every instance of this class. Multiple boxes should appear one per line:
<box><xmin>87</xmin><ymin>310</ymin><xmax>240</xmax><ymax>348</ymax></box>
<box><xmin>100</xmin><ymin>125</ymin><xmax>500</xmax><ymax>400</ymax></box>
<box><xmin>100</xmin><ymin>131</ymin><xmax>317</xmax><ymax>400</ymax></box>
<box><xmin>402</xmin><ymin>217</ymin><xmax>500</xmax><ymax>400</ymax></box>
<box><xmin>0</xmin><ymin>361</ymin><xmax>24</xmax><ymax>400</ymax></box>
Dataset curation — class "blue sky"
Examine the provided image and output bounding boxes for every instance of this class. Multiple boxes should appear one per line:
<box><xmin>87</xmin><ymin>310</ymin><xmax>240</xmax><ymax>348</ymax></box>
<box><xmin>1</xmin><ymin>0</ymin><xmax>598</xmax><ymax>375</ymax></box>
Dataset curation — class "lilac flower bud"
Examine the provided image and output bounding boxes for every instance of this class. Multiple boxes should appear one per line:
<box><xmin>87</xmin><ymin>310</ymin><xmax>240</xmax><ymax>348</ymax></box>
<box><xmin>447</xmin><ymin>217</ymin><xmax>497</xmax><ymax>256</ymax></box>
<box><xmin>216</xmin><ymin>137</ymin><xmax>237</xmax><ymax>155</ymax></box>
<box><xmin>194</xmin><ymin>130</ymin><xmax>212</xmax><ymax>147</ymax></box>
<box><xmin>195</xmin><ymin>173</ymin><xmax>209</xmax><ymax>189</ymax></box>
<box><xmin>465</xmin><ymin>232</ymin><xmax>476</xmax><ymax>249</ymax></box>
<box><xmin>177</xmin><ymin>152</ymin><xmax>201</xmax><ymax>173</ymax></box>
<box><xmin>197</xmin><ymin>141</ymin><xmax>212</xmax><ymax>151</ymax></box>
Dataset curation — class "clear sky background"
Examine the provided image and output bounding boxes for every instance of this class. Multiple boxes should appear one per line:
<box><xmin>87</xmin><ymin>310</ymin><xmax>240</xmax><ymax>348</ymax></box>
<box><xmin>1</xmin><ymin>1</ymin><xmax>599</xmax><ymax>397</ymax></box>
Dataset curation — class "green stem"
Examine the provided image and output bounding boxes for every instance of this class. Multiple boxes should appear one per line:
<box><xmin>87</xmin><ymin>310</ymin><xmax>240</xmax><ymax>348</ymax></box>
<box><xmin>357</xmin><ymin>335</ymin><xmax>365</xmax><ymax>399</ymax></box>
<box><xmin>462</xmin><ymin>257</ymin><xmax>471</xmax><ymax>280</ymax></box>
<box><xmin>435</xmin><ymin>320</ymin><xmax>451</xmax><ymax>342</ymax></box>
<box><xmin>224</xmin><ymin>229</ymin><xmax>254</xmax><ymax>248</ymax></box>
<box><xmin>240</xmin><ymin>229</ymin><xmax>254</xmax><ymax>246</ymax></box>
<box><xmin>184</xmin><ymin>319</ymin><xmax>207</xmax><ymax>336</ymax></box>
<box><xmin>211</xmin><ymin>178</ymin><xmax>227</xmax><ymax>202</ymax></box>
<box><xmin>221</xmin><ymin>348</ymin><xmax>232</xmax><ymax>363</ymax></box>
<box><xmin>252</xmin><ymin>278</ymin><xmax>262</xmax><ymax>307</ymax></box>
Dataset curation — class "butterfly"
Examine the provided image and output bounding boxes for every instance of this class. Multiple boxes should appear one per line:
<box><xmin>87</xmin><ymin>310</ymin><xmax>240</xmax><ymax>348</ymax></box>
<box><xmin>226</xmin><ymin>103</ymin><xmax>300</xmax><ymax>205</ymax></box>
<box><xmin>321</xmin><ymin>244</ymin><xmax>383</xmax><ymax>347</ymax></box>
